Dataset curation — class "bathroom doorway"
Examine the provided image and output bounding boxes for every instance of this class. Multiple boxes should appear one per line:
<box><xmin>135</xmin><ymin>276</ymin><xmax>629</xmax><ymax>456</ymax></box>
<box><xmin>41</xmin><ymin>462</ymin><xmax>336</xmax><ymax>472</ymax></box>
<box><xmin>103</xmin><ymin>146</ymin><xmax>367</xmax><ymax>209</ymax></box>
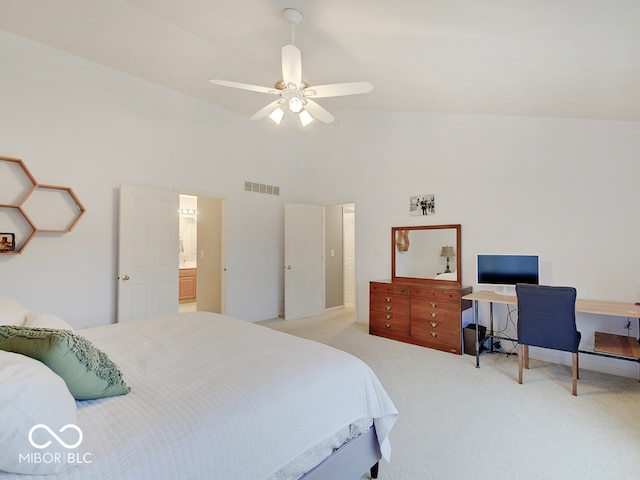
<box><xmin>179</xmin><ymin>194</ymin><xmax>223</xmax><ymax>313</ymax></box>
<box><xmin>324</xmin><ymin>203</ymin><xmax>356</xmax><ymax>312</ymax></box>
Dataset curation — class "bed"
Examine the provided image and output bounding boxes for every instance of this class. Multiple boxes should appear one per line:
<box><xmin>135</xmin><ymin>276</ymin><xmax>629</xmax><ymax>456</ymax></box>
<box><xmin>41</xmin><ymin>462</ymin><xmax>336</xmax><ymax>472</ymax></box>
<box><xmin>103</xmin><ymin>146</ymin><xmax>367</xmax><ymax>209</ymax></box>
<box><xmin>0</xmin><ymin>299</ymin><xmax>398</xmax><ymax>480</ymax></box>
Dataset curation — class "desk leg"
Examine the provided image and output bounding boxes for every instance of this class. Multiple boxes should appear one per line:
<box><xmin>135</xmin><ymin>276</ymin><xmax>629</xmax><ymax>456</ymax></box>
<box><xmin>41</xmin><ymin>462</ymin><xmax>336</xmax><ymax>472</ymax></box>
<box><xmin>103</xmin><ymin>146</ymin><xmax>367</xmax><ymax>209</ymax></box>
<box><xmin>489</xmin><ymin>302</ymin><xmax>495</xmax><ymax>353</ymax></box>
<box><xmin>474</xmin><ymin>300</ymin><xmax>480</xmax><ymax>368</ymax></box>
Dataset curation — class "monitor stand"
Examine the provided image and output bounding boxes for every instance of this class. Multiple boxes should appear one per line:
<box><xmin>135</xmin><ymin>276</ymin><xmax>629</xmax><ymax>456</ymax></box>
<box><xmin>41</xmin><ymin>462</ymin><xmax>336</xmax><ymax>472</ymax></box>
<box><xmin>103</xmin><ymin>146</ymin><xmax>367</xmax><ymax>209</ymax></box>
<box><xmin>494</xmin><ymin>285</ymin><xmax>515</xmax><ymax>296</ymax></box>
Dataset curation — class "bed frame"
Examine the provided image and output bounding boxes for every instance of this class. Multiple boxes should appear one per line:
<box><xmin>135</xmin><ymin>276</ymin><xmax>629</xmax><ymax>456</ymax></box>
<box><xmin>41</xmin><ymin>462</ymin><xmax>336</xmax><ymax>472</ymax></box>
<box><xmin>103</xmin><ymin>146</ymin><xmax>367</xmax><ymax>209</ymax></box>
<box><xmin>300</xmin><ymin>426</ymin><xmax>381</xmax><ymax>480</ymax></box>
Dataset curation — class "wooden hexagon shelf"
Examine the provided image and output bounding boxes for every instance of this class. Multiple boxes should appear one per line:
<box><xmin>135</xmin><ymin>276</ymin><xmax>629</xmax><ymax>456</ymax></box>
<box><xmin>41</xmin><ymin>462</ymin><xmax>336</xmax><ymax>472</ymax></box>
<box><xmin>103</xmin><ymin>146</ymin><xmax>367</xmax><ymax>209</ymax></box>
<box><xmin>0</xmin><ymin>205</ymin><xmax>37</xmax><ymax>254</ymax></box>
<box><xmin>21</xmin><ymin>184</ymin><xmax>87</xmax><ymax>233</ymax></box>
<box><xmin>0</xmin><ymin>156</ymin><xmax>37</xmax><ymax>205</ymax></box>
<box><xmin>0</xmin><ymin>155</ymin><xmax>86</xmax><ymax>254</ymax></box>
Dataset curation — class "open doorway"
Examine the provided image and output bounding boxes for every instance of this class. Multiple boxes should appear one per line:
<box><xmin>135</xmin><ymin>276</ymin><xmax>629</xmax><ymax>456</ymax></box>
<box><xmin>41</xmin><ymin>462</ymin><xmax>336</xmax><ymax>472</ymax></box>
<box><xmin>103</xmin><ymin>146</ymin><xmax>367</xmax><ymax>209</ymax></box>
<box><xmin>178</xmin><ymin>194</ymin><xmax>223</xmax><ymax>313</ymax></box>
<box><xmin>324</xmin><ymin>203</ymin><xmax>356</xmax><ymax>313</ymax></box>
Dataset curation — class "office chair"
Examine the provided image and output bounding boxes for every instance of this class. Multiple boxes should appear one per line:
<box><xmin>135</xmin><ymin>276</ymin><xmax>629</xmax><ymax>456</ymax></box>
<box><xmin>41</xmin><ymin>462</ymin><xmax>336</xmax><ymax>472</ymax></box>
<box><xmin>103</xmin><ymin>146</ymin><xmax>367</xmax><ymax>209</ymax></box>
<box><xmin>516</xmin><ymin>283</ymin><xmax>581</xmax><ymax>396</ymax></box>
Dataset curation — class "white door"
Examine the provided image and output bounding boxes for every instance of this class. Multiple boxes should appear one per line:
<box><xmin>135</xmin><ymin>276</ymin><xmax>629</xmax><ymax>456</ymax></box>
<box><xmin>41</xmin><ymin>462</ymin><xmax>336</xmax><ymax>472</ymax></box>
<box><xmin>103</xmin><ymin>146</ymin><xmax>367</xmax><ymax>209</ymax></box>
<box><xmin>343</xmin><ymin>206</ymin><xmax>356</xmax><ymax>308</ymax></box>
<box><xmin>284</xmin><ymin>203</ymin><xmax>324</xmax><ymax>320</ymax></box>
<box><xmin>118</xmin><ymin>184</ymin><xmax>179</xmax><ymax>322</ymax></box>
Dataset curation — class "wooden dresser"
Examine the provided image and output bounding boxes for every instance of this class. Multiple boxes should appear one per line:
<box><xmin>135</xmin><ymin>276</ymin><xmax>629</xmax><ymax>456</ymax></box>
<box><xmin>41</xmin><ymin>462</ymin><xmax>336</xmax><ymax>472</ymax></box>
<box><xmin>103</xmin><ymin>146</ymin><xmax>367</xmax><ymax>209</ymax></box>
<box><xmin>370</xmin><ymin>280</ymin><xmax>472</xmax><ymax>354</ymax></box>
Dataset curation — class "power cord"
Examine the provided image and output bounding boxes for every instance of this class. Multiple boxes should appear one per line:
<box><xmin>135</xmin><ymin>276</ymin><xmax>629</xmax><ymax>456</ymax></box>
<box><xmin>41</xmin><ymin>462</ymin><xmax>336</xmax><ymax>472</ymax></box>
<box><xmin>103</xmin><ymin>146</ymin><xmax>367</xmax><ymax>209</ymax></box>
<box><xmin>488</xmin><ymin>305</ymin><xmax>518</xmax><ymax>356</ymax></box>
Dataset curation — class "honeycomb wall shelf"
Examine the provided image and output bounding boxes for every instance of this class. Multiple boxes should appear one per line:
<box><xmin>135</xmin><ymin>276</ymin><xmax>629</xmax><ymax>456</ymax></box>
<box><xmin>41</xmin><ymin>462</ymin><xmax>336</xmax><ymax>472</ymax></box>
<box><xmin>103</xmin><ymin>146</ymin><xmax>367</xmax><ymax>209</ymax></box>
<box><xmin>0</xmin><ymin>155</ymin><xmax>86</xmax><ymax>255</ymax></box>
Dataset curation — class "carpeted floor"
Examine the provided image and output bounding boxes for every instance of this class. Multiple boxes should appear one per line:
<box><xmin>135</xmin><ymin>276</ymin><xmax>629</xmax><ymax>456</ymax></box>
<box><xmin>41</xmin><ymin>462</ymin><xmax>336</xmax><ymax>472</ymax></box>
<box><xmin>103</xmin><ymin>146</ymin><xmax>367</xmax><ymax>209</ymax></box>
<box><xmin>260</xmin><ymin>309</ymin><xmax>640</xmax><ymax>480</ymax></box>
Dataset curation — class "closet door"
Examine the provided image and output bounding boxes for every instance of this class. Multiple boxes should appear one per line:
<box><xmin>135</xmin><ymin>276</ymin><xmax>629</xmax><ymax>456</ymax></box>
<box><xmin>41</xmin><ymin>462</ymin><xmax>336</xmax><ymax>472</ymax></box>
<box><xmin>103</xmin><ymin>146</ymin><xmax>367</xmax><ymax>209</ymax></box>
<box><xmin>284</xmin><ymin>203</ymin><xmax>324</xmax><ymax>320</ymax></box>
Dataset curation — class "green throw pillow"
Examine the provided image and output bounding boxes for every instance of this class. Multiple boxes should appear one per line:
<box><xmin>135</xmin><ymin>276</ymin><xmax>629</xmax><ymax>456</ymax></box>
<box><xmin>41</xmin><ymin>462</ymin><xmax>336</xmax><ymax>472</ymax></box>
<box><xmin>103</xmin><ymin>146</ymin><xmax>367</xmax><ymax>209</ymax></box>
<box><xmin>0</xmin><ymin>326</ymin><xmax>130</xmax><ymax>400</ymax></box>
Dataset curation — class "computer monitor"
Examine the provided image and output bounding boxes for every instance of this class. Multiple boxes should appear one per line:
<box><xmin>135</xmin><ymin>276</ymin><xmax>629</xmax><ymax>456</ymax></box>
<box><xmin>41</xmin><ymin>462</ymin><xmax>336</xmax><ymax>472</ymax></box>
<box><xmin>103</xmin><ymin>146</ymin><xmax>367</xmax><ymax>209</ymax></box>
<box><xmin>477</xmin><ymin>254</ymin><xmax>539</xmax><ymax>295</ymax></box>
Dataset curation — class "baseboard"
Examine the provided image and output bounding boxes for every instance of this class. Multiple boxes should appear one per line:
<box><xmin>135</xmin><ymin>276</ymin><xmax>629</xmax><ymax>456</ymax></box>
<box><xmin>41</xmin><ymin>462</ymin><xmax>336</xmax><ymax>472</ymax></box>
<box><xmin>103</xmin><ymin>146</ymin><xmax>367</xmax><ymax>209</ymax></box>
<box><xmin>325</xmin><ymin>305</ymin><xmax>346</xmax><ymax>313</ymax></box>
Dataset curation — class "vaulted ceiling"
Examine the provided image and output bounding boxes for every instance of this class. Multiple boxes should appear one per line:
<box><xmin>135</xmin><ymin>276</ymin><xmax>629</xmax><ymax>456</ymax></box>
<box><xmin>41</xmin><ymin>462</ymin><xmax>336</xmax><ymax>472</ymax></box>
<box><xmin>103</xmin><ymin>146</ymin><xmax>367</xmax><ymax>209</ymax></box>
<box><xmin>1</xmin><ymin>0</ymin><xmax>639</xmax><ymax>123</ymax></box>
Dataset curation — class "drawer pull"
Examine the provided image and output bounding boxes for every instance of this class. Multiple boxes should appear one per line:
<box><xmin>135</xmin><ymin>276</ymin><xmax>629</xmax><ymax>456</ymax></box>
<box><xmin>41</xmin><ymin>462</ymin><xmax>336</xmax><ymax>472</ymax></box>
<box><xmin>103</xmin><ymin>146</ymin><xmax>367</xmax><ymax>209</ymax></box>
<box><xmin>385</xmin><ymin>323</ymin><xmax>391</xmax><ymax>329</ymax></box>
<box><xmin>386</xmin><ymin>314</ymin><xmax>391</xmax><ymax>319</ymax></box>
<box><xmin>430</xmin><ymin>302</ymin><xmax>438</xmax><ymax>308</ymax></box>
<box><xmin>430</xmin><ymin>332</ymin><xmax>438</xmax><ymax>338</ymax></box>
<box><xmin>430</xmin><ymin>321</ymin><xmax>438</xmax><ymax>328</ymax></box>
<box><xmin>385</xmin><ymin>297</ymin><xmax>391</xmax><ymax>302</ymax></box>
<box><xmin>385</xmin><ymin>305</ymin><xmax>392</xmax><ymax>311</ymax></box>
<box><xmin>431</xmin><ymin>312</ymin><xmax>438</xmax><ymax>318</ymax></box>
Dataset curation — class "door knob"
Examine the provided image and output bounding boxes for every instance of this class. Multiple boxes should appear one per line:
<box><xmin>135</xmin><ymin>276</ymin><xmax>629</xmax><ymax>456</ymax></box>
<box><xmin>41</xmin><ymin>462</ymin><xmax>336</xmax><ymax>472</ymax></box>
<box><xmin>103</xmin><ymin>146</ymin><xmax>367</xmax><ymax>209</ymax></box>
<box><xmin>286</xmin><ymin>265</ymin><xmax>292</xmax><ymax>270</ymax></box>
<box><xmin>121</xmin><ymin>275</ymin><xmax>130</xmax><ymax>281</ymax></box>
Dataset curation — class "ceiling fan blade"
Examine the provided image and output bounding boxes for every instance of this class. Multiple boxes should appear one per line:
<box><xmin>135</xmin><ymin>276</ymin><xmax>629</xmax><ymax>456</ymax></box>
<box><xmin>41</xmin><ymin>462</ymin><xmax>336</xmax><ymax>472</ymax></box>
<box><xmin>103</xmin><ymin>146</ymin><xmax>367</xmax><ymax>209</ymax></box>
<box><xmin>304</xmin><ymin>99</ymin><xmax>335</xmax><ymax>124</ymax></box>
<box><xmin>303</xmin><ymin>82</ymin><xmax>373</xmax><ymax>98</ymax></box>
<box><xmin>281</xmin><ymin>44</ymin><xmax>302</xmax><ymax>87</ymax></box>
<box><xmin>250</xmin><ymin>100</ymin><xmax>283</xmax><ymax>120</ymax></box>
<box><xmin>209</xmin><ymin>79</ymin><xmax>279</xmax><ymax>95</ymax></box>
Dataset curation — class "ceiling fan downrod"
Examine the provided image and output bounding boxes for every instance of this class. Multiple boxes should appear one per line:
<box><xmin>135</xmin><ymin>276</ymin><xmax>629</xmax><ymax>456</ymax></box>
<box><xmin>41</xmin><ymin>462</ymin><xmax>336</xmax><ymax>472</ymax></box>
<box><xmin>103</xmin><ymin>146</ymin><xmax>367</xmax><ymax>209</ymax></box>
<box><xmin>283</xmin><ymin>8</ymin><xmax>303</xmax><ymax>46</ymax></box>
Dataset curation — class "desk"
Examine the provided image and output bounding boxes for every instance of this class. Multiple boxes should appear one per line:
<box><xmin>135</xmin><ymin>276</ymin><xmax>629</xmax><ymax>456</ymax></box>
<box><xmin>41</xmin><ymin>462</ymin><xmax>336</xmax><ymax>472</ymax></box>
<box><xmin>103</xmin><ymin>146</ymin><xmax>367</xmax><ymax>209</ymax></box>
<box><xmin>462</xmin><ymin>291</ymin><xmax>640</xmax><ymax>377</ymax></box>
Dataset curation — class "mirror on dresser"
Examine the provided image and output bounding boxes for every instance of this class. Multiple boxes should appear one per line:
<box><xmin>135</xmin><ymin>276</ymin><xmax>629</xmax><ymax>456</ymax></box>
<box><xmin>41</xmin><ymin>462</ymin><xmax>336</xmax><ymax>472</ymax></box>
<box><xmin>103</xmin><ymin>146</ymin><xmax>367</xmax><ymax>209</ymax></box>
<box><xmin>391</xmin><ymin>224</ymin><xmax>462</xmax><ymax>285</ymax></box>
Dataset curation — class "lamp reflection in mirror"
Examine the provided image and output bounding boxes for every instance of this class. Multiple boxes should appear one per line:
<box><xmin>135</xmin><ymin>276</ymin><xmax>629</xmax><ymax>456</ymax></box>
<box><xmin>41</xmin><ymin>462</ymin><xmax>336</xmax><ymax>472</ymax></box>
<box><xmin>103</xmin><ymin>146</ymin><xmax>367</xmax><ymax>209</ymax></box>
<box><xmin>441</xmin><ymin>246</ymin><xmax>455</xmax><ymax>273</ymax></box>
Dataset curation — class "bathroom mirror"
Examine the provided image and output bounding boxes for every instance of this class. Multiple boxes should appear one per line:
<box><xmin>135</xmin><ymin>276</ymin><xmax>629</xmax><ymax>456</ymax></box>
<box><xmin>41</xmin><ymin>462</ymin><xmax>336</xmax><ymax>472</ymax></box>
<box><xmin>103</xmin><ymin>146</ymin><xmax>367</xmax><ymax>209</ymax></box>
<box><xmin>392</xmin><ymin>224</ymin><xmax>461</xmax><ymax>285</ymax></box>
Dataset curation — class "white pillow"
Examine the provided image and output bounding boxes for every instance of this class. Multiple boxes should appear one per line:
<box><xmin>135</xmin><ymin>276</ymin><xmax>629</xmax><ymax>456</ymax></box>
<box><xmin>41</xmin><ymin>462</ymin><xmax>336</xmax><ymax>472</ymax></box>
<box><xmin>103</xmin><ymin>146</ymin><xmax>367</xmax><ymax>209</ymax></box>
<box><xmin>0</xmin><ymin>350</ymin><xmax>79</xmax><ymax>475</ymax></box>
<box><xmin>0</xmin><ymin>297</ymin><xmax>28</xmax><ymax>326</ymax></box>
<box><xmin>25</xmin><ymin>312</ymin><xmax>75</xmax><ymax>332</ymax></box>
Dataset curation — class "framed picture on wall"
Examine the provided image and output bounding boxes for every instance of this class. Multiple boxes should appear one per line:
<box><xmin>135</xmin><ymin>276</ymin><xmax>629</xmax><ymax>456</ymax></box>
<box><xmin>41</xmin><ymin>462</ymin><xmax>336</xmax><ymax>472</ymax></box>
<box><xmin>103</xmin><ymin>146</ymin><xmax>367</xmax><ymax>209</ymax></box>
<box><xmin>410</xmin><ymin>194</ymin><xmax>435</xmax><ymax>216</ymax></box>
<box><xmin>0</xmin><ymin>233</ymin><xmax>15</xmax><ymax>252</ymax></box>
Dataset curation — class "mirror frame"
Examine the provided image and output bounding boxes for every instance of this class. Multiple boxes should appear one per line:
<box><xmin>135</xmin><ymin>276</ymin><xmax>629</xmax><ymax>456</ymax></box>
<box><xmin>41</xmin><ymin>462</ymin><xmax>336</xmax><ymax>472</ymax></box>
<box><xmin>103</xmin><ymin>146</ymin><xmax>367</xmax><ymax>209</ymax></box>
<box><xmin>391</xmin><ymin>224</ymin><xmax>462</xmax><ymax>285</ymax></box>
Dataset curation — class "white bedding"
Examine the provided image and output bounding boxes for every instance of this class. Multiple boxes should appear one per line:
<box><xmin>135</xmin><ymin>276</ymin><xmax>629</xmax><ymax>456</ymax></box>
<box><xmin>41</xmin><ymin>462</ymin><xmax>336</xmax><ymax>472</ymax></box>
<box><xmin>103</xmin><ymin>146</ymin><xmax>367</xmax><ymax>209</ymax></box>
<box><xmin>1</xmin><ymin>312</ymin><xmax>397</xmax><ymax>479</ymax></box>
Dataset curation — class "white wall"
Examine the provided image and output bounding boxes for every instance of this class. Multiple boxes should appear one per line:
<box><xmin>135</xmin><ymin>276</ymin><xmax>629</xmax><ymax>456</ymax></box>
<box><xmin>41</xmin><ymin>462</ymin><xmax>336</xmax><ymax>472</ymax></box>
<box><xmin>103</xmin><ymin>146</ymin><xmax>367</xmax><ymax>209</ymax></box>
<box><xmin>305</xmin><ymin>110</ymin><xmax>640</xmax><ymax>376</ymax></box>
<box><xmin>0</xmin><ymin>30</ymin><xmax>310</xmax><ymax>326</ymax></box>
<box><xmin>3</xmin><ymin>29</ymin><xmax>640</xmax><ymax>376</ymax></box>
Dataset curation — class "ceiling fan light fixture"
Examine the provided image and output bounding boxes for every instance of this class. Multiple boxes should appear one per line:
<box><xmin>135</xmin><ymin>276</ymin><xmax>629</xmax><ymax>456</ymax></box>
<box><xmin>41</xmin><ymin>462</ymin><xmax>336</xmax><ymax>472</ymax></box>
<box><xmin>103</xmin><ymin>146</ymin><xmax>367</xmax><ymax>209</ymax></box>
<box><xmin>288</xmin><ymin>96</ymin><xmax>303</xmax><ymax>113</ymax></box>
<box><xmin>299</xmin><ymin>109</ymin><xmax>314</xmax><ymax>127</ymax></box>
<box><xmin>208</xmin><ymin>7</ymin><xmax>372</xmax><ymax>127</ymax></box>
<box><xmin>268</xmin><ymin>106</ymin><xmax>285</xmax><ymax>125</ymax></box>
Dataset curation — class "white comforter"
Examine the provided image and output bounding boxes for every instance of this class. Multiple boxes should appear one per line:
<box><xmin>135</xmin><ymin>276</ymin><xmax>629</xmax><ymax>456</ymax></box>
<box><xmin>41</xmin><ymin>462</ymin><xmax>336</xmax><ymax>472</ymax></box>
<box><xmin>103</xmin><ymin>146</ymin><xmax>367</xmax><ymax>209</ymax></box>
<box><xmin>2</xmin><ymin>312</ymin><xmax>398</xmax><ymax>480</ymax></box>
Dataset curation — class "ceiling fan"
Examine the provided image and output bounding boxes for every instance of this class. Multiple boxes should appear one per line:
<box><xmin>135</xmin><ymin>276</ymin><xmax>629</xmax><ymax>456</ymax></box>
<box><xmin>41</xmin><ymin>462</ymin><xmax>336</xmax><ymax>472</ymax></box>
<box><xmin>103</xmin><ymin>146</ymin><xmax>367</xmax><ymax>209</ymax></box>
<box><xmin>209</xmin><ymin>8</ymin><xmax>373</xmax><ymax>126</ymax></box>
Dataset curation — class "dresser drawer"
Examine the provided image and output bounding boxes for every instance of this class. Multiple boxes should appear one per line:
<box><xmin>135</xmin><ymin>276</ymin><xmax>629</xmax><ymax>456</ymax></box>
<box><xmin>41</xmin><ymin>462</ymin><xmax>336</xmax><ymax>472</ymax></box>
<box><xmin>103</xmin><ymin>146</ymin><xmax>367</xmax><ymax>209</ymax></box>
<box><xmin>370</xmin><ymin>311</ymin><xmax>410</xmax><ymax>335</ymax></box>
<box><xmin>410</xmin><ymin>319</ymin><xmax>460</xmax><ymax>344</ymax></box>
<box><xmin>410</xmin><ymin>287</ymin><xmax>461</xmax><ymax>302</ymax></box>
<box><xmin>440</xmin><ymin>290</ymin><xmax>461</xmax><ymax>302</ymax></box>
<box><xmin>411</xmin><ymin>309</ymin><xmax>459</xmax><ymax>324</ymax></box>
<box><xmin>410</xmin><ymin>299</ymin><xmax>460</xmax><ymax>319</ymax></box>
<box><xmin>370</xmin><ymin>293</ymin><xmax>409</xmax><ymax>315</ymax></box>
<box><xmin>371</xmin><ymin>282</ymin><xmax>395</xmax><ymax>294</ymax></box>
<box><xmin>395</xmin><ymin>284</ymin><xmax>411</xmax><ymax>296</ymax></box>
<box><xmin>371</xmin><ymin>282</ymin><xmax>410</xmax><ymax>295</ymax></box>
<box><xmin>410</xmin><ymin>286</ymin><xmax>439</xmax><ymax>299</ymax></box>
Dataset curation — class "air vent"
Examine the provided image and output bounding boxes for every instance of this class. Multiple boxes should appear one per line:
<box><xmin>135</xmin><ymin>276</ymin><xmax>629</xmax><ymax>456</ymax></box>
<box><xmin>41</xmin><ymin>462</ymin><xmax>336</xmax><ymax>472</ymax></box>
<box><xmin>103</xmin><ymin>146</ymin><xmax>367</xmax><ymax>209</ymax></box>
<box><xmin>244</xmin><ymin>181</ymin><xmax>280</xmax><ymax>196</ymax></box>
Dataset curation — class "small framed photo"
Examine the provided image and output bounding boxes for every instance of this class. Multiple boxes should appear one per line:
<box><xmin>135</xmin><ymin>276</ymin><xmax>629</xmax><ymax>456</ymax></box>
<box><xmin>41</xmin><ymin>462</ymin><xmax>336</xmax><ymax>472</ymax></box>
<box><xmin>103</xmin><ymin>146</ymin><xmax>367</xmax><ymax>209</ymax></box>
<box><xmin>0</xmin><ymin>233</ymin><xmax>15</xmax><ymax>252</ymax></box>
<box><xmin>410</xmin><ymin>194</ymin><xmax>435</xmax><ymax>216</ymax></box>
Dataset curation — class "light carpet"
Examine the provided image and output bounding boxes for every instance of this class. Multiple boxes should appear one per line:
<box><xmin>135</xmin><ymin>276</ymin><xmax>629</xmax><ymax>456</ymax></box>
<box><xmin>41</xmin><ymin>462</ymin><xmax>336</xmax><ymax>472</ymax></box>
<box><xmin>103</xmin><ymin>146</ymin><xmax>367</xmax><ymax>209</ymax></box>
<box><xmin>260</xmin><ymin>309</ymin><xmax>640</xmax><ymax>480</ymax></box>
